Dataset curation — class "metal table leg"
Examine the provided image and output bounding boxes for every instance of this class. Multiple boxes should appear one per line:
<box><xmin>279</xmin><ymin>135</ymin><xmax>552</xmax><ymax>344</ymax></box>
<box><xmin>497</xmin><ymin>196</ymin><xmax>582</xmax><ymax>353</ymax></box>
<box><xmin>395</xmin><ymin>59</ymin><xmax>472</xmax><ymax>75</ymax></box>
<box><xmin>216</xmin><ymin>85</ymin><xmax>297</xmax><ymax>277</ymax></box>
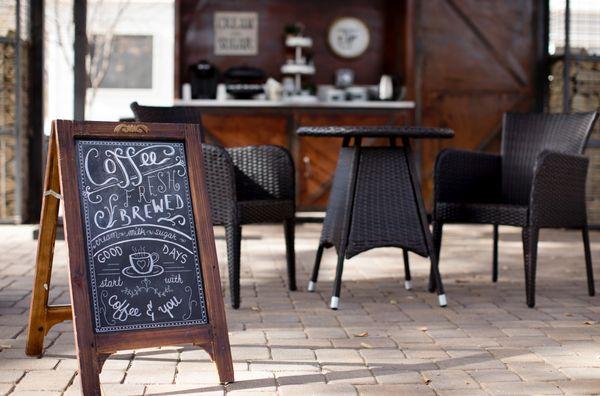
<box><xmin>402</xmin><ymin>138</ymin><xmax>446</xmax><ymax>306</ymax></box>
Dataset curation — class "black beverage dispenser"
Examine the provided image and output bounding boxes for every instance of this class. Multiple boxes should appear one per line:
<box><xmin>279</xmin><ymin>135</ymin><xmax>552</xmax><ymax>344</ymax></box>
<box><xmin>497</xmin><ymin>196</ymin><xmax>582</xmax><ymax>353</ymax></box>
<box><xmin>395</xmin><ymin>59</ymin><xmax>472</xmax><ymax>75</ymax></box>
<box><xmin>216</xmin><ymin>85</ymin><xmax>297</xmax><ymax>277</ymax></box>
<box><xmin>189</xmin><ymin>60</ymin><xmax>219</xmax><ymax>99</ymax></box>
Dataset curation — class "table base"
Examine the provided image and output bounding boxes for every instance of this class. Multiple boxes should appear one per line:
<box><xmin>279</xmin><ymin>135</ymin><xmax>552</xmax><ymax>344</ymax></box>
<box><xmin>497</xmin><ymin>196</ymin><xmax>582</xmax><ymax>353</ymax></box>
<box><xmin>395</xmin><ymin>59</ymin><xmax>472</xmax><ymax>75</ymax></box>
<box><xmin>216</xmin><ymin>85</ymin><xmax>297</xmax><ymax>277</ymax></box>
<box><xmin>307</xmin><ymin>138</ymin><xmax>447</xmax><ymax>309</ymax></box>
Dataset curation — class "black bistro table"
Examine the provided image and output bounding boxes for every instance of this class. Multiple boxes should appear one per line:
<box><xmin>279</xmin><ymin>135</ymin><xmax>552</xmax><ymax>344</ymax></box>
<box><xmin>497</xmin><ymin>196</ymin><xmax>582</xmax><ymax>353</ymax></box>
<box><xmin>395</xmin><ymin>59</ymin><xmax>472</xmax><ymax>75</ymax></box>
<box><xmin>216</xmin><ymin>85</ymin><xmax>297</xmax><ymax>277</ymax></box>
<box><xmin>297</xmin><ymin>126</ymin><xmax>454</xmax><ymax>309</ymax></box>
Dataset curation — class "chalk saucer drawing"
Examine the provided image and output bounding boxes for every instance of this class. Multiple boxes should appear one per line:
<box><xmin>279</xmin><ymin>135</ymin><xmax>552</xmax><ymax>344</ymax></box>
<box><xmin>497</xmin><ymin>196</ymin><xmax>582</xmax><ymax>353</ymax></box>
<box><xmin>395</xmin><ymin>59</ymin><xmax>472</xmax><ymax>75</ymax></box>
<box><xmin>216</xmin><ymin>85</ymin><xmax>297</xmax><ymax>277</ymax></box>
<box><xmin>122</xmin><ymin>265</ymin><xmax>164</xmax><ymax>278</ymax></box>
<box><xmin>122</xmin><ymin>251</ymin><xmax>164</xmax><ymax>278</ymax></box>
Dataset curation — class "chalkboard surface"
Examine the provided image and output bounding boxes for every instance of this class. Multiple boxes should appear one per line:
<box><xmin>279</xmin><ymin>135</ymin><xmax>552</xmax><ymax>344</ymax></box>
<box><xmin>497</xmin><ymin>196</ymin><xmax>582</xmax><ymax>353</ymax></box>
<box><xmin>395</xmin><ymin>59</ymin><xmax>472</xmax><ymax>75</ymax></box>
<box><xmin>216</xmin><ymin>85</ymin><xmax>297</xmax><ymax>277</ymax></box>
<box><xmin>76</xmin><ymin>140</ymin><xmax>208</xmax><ymax>333</ymax></box>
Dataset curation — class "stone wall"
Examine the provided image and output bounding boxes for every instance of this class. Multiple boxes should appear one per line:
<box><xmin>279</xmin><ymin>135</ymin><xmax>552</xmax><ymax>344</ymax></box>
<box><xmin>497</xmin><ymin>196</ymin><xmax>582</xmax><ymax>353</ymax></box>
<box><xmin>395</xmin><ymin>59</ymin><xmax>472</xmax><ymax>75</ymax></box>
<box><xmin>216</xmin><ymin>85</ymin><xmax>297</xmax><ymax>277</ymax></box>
<box><xmin>0</xmin><ymin>34</ymin><xmax>28</xmax><ymax>223</ymax></box>
<box><xmin>549</xmin><ymin>59</ymin><xmax>600</xmax><ymax>225</ymax></box>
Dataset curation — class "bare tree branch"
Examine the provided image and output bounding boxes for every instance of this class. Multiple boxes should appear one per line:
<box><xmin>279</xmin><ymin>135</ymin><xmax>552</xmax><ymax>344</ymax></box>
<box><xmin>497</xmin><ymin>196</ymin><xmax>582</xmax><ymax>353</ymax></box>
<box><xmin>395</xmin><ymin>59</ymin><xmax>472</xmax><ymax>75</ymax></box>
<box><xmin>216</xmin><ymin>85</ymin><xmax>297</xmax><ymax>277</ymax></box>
<box><xmin>86</xmin><ymin>0</ymin><xmax>130</xmax><ymax>107</ymax></box>
<box><xmin>51</xmin><ymin>0</ymin><xmax>73</xmax><ymax>68</ymax></box>
<box><xmin>46</xmin><ymin>0</ymin><xmax>131</xmax><ymax>109</ymax></box>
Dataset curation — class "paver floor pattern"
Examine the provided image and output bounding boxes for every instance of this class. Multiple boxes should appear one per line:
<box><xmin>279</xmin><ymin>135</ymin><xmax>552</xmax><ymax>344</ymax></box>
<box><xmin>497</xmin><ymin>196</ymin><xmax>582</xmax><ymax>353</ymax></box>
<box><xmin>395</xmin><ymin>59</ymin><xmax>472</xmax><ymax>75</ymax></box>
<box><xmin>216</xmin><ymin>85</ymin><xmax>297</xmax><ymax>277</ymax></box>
<box><xmin>0</xmin><ymin>224</ymin><xmax>599</xmax><ymax>395</ymax></box>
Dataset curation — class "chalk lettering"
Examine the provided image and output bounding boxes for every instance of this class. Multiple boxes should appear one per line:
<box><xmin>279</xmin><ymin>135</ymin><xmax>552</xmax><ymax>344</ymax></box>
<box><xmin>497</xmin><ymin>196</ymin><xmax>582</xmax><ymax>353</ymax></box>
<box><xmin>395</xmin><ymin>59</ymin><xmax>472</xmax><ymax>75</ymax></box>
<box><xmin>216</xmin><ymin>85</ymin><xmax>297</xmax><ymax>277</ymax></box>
<box><xmin>157</xmin><ymin>296</ymin><xmax>182</xmax><ymax>319</ymax></box>
<box><xmin>146</xmin><ymin>300</ymin><xmax>155</xmax><ymax>321</ymax></box>
<box><xmin>164</xmin><ymin>274</ymin><xmax>183</xmax><ymax>284</ymax></box>
<box><xmin>108</xmin><ymin>295</ymin><xmax>142</xmax><ymax>322</ymax></box>
<box><xmin>97</xmin><ymin>246</ymin><xmax>123</xmax><ymax>264</ymax></box>
<box><xmin>162</xmin><ymin>244</ymin><xmax>188</xmax><ymax>263</ymax></box>
<box><xmin>76</xmin><ymin>140</ymin><xmax>207</xmax><ymax>332</ymax></box>
<box><xmin>99</xmin><ymin>276</ymin><xmax>123</xmax><ymax>288</ymax></box>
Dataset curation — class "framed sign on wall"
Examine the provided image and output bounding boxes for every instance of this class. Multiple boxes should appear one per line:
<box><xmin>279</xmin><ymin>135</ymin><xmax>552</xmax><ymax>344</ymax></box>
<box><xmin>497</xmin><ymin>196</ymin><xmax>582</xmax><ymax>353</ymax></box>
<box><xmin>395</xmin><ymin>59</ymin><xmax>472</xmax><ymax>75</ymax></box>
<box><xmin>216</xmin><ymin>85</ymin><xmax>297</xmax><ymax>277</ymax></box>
<box><xmin>327</xmin><ymin>17</ymin><xmax>370</xmax><ymax>59</ymax></box>
<box><xmin>214</xmin><ymin>11</ymin><xmax>258</xmax><ymax>55</ymax></box>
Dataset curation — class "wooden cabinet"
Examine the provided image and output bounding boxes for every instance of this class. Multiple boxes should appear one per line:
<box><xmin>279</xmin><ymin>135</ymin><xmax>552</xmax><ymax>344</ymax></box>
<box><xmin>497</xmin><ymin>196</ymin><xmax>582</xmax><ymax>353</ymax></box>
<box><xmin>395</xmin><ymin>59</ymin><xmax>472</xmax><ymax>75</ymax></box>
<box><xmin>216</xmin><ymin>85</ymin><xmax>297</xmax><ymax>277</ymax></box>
<box><xmin>193</xmin><ymin>104</ymin><xmax>414</xmax><ymax>210</ymax></box>
<box><xmin>297</xmin><ymin>135</ymin><xmax>341</xmax><ymax>210</ymax></box>
<box><xmin>295</xmin><ymin>111</ymin><xmax>412</xmax><ymax>209</ymax></box>
<box><xmin>202</xmin><ymin>113</ymin><xmax>288</xmax><ymax>147</ymax></box>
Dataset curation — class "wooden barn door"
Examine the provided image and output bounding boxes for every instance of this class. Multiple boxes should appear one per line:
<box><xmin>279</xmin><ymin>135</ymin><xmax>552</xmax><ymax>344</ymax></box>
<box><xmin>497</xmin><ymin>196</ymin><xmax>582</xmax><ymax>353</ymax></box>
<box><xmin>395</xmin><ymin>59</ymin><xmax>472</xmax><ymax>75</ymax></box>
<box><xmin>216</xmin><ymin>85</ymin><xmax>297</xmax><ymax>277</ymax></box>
<box><xmin>416</xmin><ymin>0</ymin><xmax>544</xmax><ymax>203</ymax></box>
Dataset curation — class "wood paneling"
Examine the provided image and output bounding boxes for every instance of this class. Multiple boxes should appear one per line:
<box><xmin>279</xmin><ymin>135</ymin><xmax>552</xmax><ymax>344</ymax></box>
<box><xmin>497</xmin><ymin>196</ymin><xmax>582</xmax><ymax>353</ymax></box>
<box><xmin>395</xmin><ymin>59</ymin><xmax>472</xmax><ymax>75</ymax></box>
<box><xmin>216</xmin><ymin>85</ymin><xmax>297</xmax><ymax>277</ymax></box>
<box><xmin>191</xmin><ymin>107</ymin><xmax>413</xmax><ymax>210</ymax></box>
<box><xmin>417</xmin><ymin>0</ymin><xmax>541</xmax><ymax>203</ymax></box>
<box><xmin>298</xmin><ymin>136</ymin><xmax>341</xmax><ymax>209</ymax></box>
<box><xmin>176</xmin><ymin>0</ymin><xmax>411</xmax><ymax>91</ymax></box>
<box><xmin>297</xmin><ymin>113</ymin><xmax>406</xmax><ymax>209</ymax></box>
<box><xmin>201</xmin><ymin>114</ymin><xmax>288</xmax><ymax>147</ymax></box>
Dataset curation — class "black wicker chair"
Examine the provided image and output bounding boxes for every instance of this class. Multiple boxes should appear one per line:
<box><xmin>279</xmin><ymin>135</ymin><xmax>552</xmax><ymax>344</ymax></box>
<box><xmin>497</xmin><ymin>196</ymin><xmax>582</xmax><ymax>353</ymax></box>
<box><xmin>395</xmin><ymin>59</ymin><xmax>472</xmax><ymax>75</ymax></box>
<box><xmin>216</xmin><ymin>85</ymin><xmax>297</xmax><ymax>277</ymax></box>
<box><xmin>432</xmin><ymin>112</ymin><xmax>598</xmax><ymax>307</ymax></box>
<box><xmin>130</xmin><ymin>102</ymin><xmax>297</xmax><ymax>309</ymax></box>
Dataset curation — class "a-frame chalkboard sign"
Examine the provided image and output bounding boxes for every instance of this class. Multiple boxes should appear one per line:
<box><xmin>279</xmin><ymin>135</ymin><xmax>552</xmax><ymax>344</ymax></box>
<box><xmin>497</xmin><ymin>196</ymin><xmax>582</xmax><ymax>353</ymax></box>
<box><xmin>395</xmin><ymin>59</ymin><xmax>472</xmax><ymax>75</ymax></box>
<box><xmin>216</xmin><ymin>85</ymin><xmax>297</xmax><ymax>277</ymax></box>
<box><xmin>26</xmin><ymin>120</ymin><xmax>233</xmax><ymax>395</ymax></box>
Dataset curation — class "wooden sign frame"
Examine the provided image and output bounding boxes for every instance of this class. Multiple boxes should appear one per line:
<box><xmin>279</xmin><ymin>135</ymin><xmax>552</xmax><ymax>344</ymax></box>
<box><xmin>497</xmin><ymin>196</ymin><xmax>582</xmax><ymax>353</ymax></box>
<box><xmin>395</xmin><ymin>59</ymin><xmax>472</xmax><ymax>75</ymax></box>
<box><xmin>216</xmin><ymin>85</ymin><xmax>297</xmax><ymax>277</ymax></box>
<box><xmin>26</xmin><ymin>120</ymin><xmax>233</xmax><ymax>395</ymax></box>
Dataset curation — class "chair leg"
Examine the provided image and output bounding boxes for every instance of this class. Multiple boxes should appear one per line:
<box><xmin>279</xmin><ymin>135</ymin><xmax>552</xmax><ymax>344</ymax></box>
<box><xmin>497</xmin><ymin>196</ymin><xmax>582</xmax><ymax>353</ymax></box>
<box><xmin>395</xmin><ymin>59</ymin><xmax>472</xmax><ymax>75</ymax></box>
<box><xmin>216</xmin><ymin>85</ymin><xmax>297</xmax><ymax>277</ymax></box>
<box><xmin>429</xmin><ymin>252</ymin><xmax>446</xmax><ymax>307</ymax></box>
<box><xmin>492</xmin><ymin>224</ymin><xmax>499</xmax><ymax>283</ymax></box>
<box><xmin>522</xmin><ymin>226</ymin><xmax>539</xmax><ymax>308</ymax></box>
<box><xmin>284</xmin><ymin>218</ymin><xmax>297</xmax><ymax>291</ymax></box>
<box><xmin>429</xmin><ymin>221</ymin><xmax>443</xmax><ymax>293</ymax></box>
<box><xmin>582</xmin><ymin>225</ymin><xmax>595</xmax><ymax>297</ymax></box>
<box><xmin>225</xmin><ymin>224</ymin><xmax>242</xmax><ymax>309</ymax></box>
<box><xmin>331</xmin><ymin>251</ymin><xmax>346</xmax><ymax>310</ymax></box>
<box><xmin>308</xmin><ymin>244</ymin><xmax>325</xmax><ymax>292</ymax></box>
<box><xmin>403</xmin><ymin>249</ymin><xmax>412</xmax><ymax>290</ymax></box>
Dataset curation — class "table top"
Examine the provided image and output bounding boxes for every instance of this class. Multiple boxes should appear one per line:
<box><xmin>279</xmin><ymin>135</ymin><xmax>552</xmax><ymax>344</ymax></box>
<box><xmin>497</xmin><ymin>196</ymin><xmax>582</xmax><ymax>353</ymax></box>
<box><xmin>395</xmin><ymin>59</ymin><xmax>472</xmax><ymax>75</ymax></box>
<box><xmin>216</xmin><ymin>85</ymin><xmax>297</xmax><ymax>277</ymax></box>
<box><xmin>296</xmin><ymin>126</ymin><xmax>454</xmax><ymax>138</ymax></box>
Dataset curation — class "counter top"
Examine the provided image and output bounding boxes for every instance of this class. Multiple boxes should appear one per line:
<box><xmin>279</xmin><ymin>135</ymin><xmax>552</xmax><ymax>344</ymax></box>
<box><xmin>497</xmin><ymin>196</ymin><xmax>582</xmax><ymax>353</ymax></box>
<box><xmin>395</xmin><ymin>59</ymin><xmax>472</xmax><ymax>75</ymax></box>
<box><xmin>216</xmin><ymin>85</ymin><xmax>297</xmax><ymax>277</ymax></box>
<box><xmin>173</xmin><ymin>99</ymin><xmax>415</xmax><ymax>109</ymax></box>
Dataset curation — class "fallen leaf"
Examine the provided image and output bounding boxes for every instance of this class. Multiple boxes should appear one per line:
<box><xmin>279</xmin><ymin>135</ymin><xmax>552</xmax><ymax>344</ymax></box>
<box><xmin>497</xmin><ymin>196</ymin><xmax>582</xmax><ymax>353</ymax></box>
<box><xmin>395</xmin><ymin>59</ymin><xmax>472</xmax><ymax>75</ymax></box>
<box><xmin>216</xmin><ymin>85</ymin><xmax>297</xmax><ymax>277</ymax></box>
<box><xmin>360</xmin><ymin>342</ymin><xmax>372</xmax><ymax>349</ymax></box>
<box><xmin>389</xmin><ymin>299</ymin><xmax>398</xmax><ymax>304</ymax></box>
<box><xmin>354</xmin><ymin>331</ymin><xmax>369</xmax><ymax>337</ymax></box>
<box><xmin>419</xmin><ymin>327</ymin><xmax>428</xmax><ymax>332</ymax></box>
<box><xmin>455</xmin><ymin>279</ymin><xmax>470</xmax><ymax>284</ymax></box>
<box><xmin>250</xmin><ymin>306</ymin><xmax>260</xmax><ymax>311</ymax></box>
<box><xmin>422</xmin><ymin>376</ymin><xmax>431</xmax><ymax>385</ymax></box>
<box><xmin>565</xmin><ymin>313</ymin><xmax>575</xmax><ymax>317</ymax></box>
<box><xmin>0</xmin><ymin>344</ymin><xmax>11</xmax><ymax>349</ymax></box>
<box><xmin>584</xmin><ymin>321</ymin><xmax>595</xmax><ymax>325</ymax></box>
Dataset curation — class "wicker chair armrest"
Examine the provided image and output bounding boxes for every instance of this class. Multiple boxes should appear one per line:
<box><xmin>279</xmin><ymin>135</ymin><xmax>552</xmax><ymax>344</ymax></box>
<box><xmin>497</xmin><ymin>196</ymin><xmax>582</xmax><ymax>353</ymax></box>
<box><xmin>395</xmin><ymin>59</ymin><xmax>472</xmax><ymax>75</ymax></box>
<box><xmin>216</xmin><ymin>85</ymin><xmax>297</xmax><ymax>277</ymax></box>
<box><xmin>227</xmin><ymin>145</ymin><xmax>295</xmax><ymax>201</ymax></box>
<box><xmin>201</xmin><ymin>144</ymin><xmax>238</xmax><ymax>225</ymax></box>
<box><xmin>434</xmin><ymin>149</ymin><xmax>502</xmax><ymax>204</ymax></box>
<box><xmin>529</xmin><ymin>150</ymin><xmax>589</xmax><ymax>228</ymax></box>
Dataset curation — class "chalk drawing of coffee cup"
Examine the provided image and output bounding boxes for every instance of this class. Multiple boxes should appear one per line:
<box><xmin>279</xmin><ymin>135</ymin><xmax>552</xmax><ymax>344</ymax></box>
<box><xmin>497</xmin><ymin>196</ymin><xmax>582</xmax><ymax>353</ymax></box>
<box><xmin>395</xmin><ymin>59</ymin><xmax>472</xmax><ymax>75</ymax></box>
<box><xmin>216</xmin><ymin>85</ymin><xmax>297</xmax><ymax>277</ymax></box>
<box><xmin>122</xmin><ymin>252</ymin><xmax>164</xmax><ymax>278</ymax></box>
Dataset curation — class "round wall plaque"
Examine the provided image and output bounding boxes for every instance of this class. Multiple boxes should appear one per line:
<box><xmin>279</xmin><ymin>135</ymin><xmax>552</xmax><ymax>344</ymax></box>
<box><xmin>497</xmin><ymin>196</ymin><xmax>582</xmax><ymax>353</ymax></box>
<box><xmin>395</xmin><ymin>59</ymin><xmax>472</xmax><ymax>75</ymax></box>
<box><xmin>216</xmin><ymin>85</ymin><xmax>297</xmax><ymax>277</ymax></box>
<box><xmin>327</xmin><ymin>17</ymin><xmax>370</xmax><ymax>59</ymax></box>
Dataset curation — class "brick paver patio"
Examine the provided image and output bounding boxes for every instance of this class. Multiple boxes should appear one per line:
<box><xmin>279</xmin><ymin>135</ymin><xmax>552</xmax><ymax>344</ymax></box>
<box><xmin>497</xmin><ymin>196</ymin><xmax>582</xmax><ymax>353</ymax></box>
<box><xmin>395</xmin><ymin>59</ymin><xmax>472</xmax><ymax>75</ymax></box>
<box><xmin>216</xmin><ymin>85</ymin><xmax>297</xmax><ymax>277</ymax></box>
<box><xmin>1</xmin><ymin>223</ymin><xmax>600</xmax><ymax>395</ymax></box>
